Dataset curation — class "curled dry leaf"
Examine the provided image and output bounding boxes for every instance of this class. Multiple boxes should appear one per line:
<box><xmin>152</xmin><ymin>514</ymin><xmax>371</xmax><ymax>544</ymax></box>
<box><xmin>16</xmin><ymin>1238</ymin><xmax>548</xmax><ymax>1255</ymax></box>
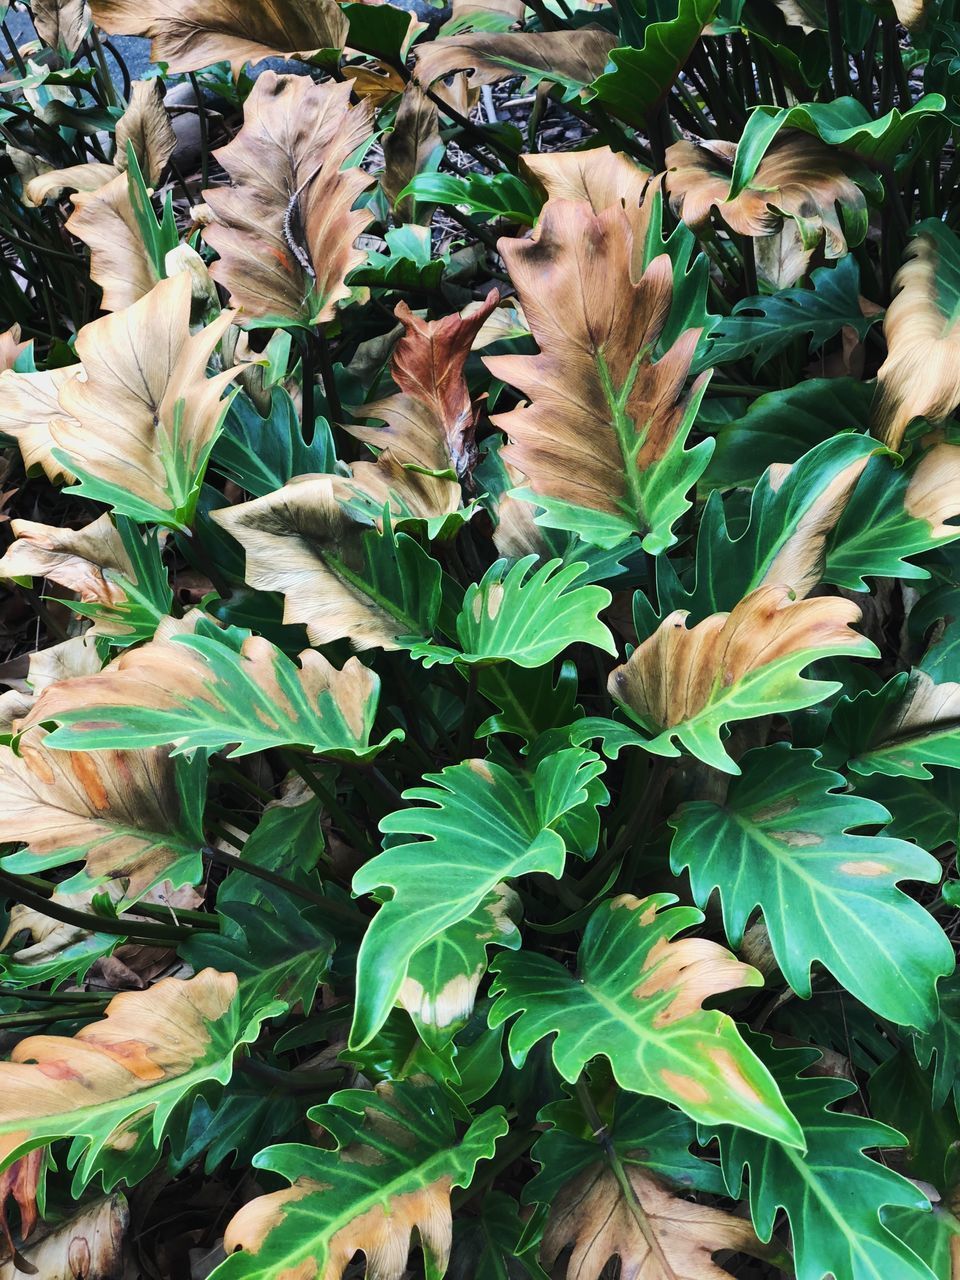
<box><xmin>486</xmin><ymin>198</ymin><xmax>711</xmax><ymax>551</ymax></box>
<box><xmin>202</xmin><ymin>73</ymin><xmax>374</xmax><ymax>327</ymax></box>
<box><xmin>0</xmin><ymin>1150</ymin><xmax>42</xmax><ymax>1262</ymax></box>
<box><xmin>874</xmin><ymin>222</ymin><xmax>960</xmax><ymax>450</ymax></box>
<box><xmin>413</xmin><ymin>27</ymin><xmax>617</xmax><ymax>91</ymax></box>
<box><xmin>66</xmin><ymin>174</ymin><xmax>158</xmax><ymax>312</ymax></box>
<box><xmin>31</xmin><ymin>0</ymin><xmax>91</xmax><ymax>55</ymax></box>
<box><xmin>52</xmin><ymin>273</ymin><xmax>240</xmax><ymax>528</ymax></box>
<box><xmin>26</xmin><ymin>635</ymin><xmax>102</xmax><ymax>696</ymax></box>
<box><xmin>89</xmin><ymin>0</ymin><xmax>348</xmax><ymax>72</ymax></box>
<box><xmin>0</xmin><ymin>726</ymin><xmax>203</xmax><ymax>901</ymax></box>
<box><xmin>0</xmin><ymin>364</ymin><xmax>80</xmax><ymax>483</ymax></box>
<box><xmin>350</xmin><ymin>289</ymin><xmax>499</xmax><ymax>481</ymax></box>
<box><xmin>0</xmin><ymin>512</ymin><xmax>135</xmax><ymax>615</ymax></box>
<box><xmin>542</xmin><ymin>1162</ymin><xmax>771</xmax><ymax>1280</ymax></box>
<box><xmin>0</xmin><ymin>1194</ymin><xmax>127</xmax><ymax>1280</ymax></box>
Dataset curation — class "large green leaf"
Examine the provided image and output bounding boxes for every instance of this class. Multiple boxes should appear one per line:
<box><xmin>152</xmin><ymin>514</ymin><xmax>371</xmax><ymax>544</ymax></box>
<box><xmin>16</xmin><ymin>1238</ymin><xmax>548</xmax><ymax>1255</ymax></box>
<box><xmin>350</xmin><ymin>748</ymin><xmax>606</xmax><ymax>1048</ymax></box>
<box><xmin>588</xmin><ymin>0</ymin><xmax>720</xmax><ymax>129</ymax></box>
<box><xmin>32</xmin><ymin>619</ymin><xmax>403</xmax><ymax>761</ymax></box>
<box><xmin>399</xmin><ymin>172</ymin><xmax>542</xmax><ymax>225</ymax></box>
<box><xmin>489</xmin><ymin>893</ymin><xmax>804</xmax><ymax>1145</ymax></box>
<box><xmin>913</xmin><ymin>971</ymin><xmax>960</xmax><ymax>1116</ymax></box>
<box><xmin>869</xmin><ymin>1050</ymin><xmax>960</xmax><ymax>1185</ymax></box>
<box><xmin>449</xmin><ymin>1190</ymin><xmax>548</xmax><ymax>1280</ymax></box>
<box><xmin>212</xmin><ymin>1080</ymin><xmax>508</xmax><ymax>1280</ymax></box>
<box><xmin>706</xmin><ymin>1035</ymin><xmax>938</xmax><ymax>1280</ymax></box>
<box><xmin>669</xmin><ymin>743</ymin><xmax>953</xmax><ymax>1028</ymax></box>
<box><xmin>212</xmin><ymin>387</ymin><xmax>336</xmax><ymax>499</ymax></box>
<box><xmin>409</xmin><ymin>557</ymin><xmax>616</xmax><ymax>668</ymax></box>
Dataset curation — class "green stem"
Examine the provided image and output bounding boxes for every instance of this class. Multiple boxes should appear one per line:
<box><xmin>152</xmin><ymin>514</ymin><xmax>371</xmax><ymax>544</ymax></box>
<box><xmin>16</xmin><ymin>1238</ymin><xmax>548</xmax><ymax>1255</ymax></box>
<box><xmin>201</xmin><ymin>844</ymin><xmax>366</xmax><ymax>933</ymax></box>
<box><xmin>283</xmin><ymin>753</ymin><xmax>377</xmax><ymax>855</ymax></box>
<box><xmin>0</xmin><ymin>870</ymin><xmax>196</xmax><ymax>944</ymax></box>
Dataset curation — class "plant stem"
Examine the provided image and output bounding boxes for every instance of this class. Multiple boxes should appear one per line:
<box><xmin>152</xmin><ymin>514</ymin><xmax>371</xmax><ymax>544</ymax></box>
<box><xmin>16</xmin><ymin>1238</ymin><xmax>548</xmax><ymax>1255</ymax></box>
<box><xmin>200</xmin><ymin>844</ymin><xmax>366</xmax><ymax>933</ymax></box>
<box><xmin>283</xmin><ymin>753</ymin><xmax>376</xmax><ymax>855</ymax></box>
<box><xmin>189</xmin><ymin>72</ymin><xmax>210</xmax><ymax>189</ymax></box>
<box><xmin>316</xmin><ymin>326</ymin><xmax>343</xmax><ymax>429</ymax></box>
<box><xmin>0</xmin><ymin>870</ymin><xmax>197</xmax><ymax>944</ymax></box>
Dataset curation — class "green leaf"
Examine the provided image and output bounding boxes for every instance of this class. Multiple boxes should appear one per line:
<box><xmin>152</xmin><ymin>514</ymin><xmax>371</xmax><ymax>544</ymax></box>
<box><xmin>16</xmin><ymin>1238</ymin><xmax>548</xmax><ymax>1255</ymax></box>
<box><xmin>35</xmin><ymin>618</ymin><xmax>404</xmax><ymax>762</ymax></box>
<box><xmin>67</xmin><ymin>517</ymin><xmax>174</xmax><ymax>650</ymax></box>
<box><xmin>829</xmin><ymin>671</ymin><xmax>960</xmax><ymax>779</ymax></box>
<box><xmin>476</xmin><ymin>661</ymin><xmax>582</xmax><ymax>746</ymax></box>
<box><xmin>124</xmin><ymin>141</ymin><xmax>178</xmax><ymax>279</ymax></box>
<box><xmin>913</xmin><ymin>971</ymin><xmax>960</xmax><ymax>1115</ymax></box>
<box><xmin>210</xmin><ymin>1080</ymin><xmax>508</xmax><ymax>1280</ymax></box>
<box><xmin>885</xmin><ymin>1206</ymin><xmax>960</xmax><ymax>1280</ymax></box>
<box><xmin>449</xmin><ymin>1190</ymin><xmax>548</xmax><ymax>1280</ymax></box>
<box><xmin>852</xmin><ymin>770</ymin><xmax>960</xmax><ymax>849</ymax></box>
<box><xmin>869</xmin><ymin>1051</ymin><xmax>960</xmax><ymax>1185</ymax></box>
<box><xmin>399</xmin><ymin>172</ymin><xmax>542</xmax><ymax>225</ymax></box>
<box><xmin>350</xmin><ymin>748</ymin><xmax>606</xmax><ymax>1048</ymax></box>
<box><xmin>588</xmin><ymin>0</ymin><xmax>721</xmax><ymax>128</ymax></box>
<box><xmin>694</xmin><ymin>255</ymin><xmax>881</xmax><ymax>373</ymax></box>
<box><xmin>669</xmin><ymin>743</ymin><xmax>953</xmax><ymax>1028</ymax></box>
<box><xmin>706</xmin><ymin>1035</ymin><xmax>938</xmax><ymax>1280</ymax></box>
<box><xmin>489</xmin><ymin>893</ymin><xmax>804</xmax><ymax>1146</ymax></box>
<box><xmin>212</xmin><ymin>387</ymin><xmax>336</xmax><ymax>498</ymax></box>
<box><xmin>408</xmin><ymin>557</ymin><xmax>616</xmax><ymax>668</ymax></box>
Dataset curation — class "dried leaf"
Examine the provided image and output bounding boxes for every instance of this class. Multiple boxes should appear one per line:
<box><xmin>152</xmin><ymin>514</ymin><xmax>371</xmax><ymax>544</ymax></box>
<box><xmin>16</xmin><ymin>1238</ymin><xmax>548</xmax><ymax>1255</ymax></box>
<box><xmin>382</xmin><ymin>83</ymin><xmax>441</xmax><ymax>223</ymax></box>
<box><xmin>0</xmin><ymin>1194</ymin><xmax>127</xmax><ymax>1280</ymax></box>
<box><xmin>88</xmin><ymin>0</ymin><xmax>348</xmax><ymax>72</ymax></box>
<box><xmin>0</xmin><ymin>513</ymin><xmax>135</xmax><ymax>611</ymax></box>
<box><xmin>0</xmin><ymin>365</ymin><xmax>80</xmax><ymax>483</ymax></box>
<box><xmin>413</xmin><ymin>27</ymin><xmax>617</xmax><ymax>91</ymax></box>
<box><xmin>0</xmin><ymin>326</ymin><xmax>28</xmax><ymax>374</ymax></box>
<box><xmin>66</xmin><ymin>173</ymin><xmax>159</xmax><ymax>312</ymax></box>
<box><xmin>0</xmin><ymin>1150</ymin><xmax>42</xmax><ymax>1262</ymax></box>
<box><xmin>202</xmin><ymin>72</ymin><xmax>374</xmax><ymax>327</ymax></box>
<box><xmin>343</xmin><ymin>61</ymin><xmax>407</xmax><ymax>108</ymax></box>
<box><xmin>351</xmin><ymin>289</ymin><xmax>499</xmax><ymax>480</ymax></box>
<box><xmin>113</xmin><ymin>79</ymin><xmax>177</xmax><ymax>185</ymax></box>
<box><xmin>542</xmin><ymin>1163</ymin><xmax>769</xmax><ymax>1280</ymax></box>
<box><xmin>26</xmin><ymin>635</ymin><xmax>101</xmax><ymax>694</ymax></box>
<box><xmin>51</xmin><ymin>273</ymin><xmax>240</xmax><ymax>528</ymax></box>
<box><xmin>24</xmin><ymin>162</ymin><xmax>119</xmax><ymax>207</ymax></box>
<box><xmin>486</xmin><ymin>198</ymin><xmax>711</xmax><ymax>551</ymax></box>
<box><xmin>31</xmin><ymin>0</ymin><xmax>90</xmax><ymax>55</ymax></box>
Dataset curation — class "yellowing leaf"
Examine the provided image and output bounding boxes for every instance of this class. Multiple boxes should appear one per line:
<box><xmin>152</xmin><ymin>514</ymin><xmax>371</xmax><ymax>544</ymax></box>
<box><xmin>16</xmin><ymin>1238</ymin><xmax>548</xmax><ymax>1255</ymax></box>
<box><xmin>0</xmin><ymin>365</ymin><xmax>80</xmax><ymax>483</ymax></box>
<box><xmin>89</xmin><ymin>0</ymin><xmax>348</xmax><ymax>72</ymax></box>
<box><xmin>486</xmin><ymin>198</ymin><xmax>711</xmax><ymax>552</ymax></box>
<box><xmin>202</xmin><ymin>72</ymin><xmax>374</xmax><ymax>327</ymax></box>
<box><xmin>51</xmin><ymin>273</ymin><xmax>241</xmax><ymax>529</ymax></box>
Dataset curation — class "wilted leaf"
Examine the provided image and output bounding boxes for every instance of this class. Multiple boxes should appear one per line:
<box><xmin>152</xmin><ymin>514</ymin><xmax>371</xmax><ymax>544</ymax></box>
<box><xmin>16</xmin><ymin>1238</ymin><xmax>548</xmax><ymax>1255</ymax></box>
<box><xmin>670</xmin><ymin>743</ymin><xmax>954</xmax><ymax>1028</ymax></box>
<box><xmin>88</xmin><ymin>0</ymin><xmax>348</xmax><ymax>72</ymax></box>
<box><xmin>0</xmin><ymin>727</ymin><xmax>205</xmax><ymax>901</ymax></box>
<box><xmin>27</xmin><ymin>617</ymin><xmax>404</xmax><ymax>761</ymax></box>
<box><xmin>0</xmin><ymin>513</ymin><xmax>133</xmax><ymax>612</ymax></box>
<box><xmin>350</xmin><ymin>748</ymin><xmax>606</xmax><ymax>1048</ymax></box>
<box><xmin>0</xmin><ymin>1194</ymin><xmax>127</xmax><ymax>1280</ymax></box>
<box><xmin>202</xmin><ymin>72</ymin><xmax>374</xmax><ymax>327</ymax></box>
<box><xmin>31</xmin><ymin>0</ymin><xmax>90</xmax><ymax>53</ymax></box>
<box><xmin>581</xmin><ymin>584</ymin><xmax>876</xmax><ymax>772</ymax></box>
<box><xmin>216</xmin><ymin>1079</ymin><xmax>507</xmax><ymax>1280</ymax></box>
<box><xmin>0</xmin><ymin>1149</ymin><xmax>41</xmax><ymax>1261</ymax></box>
<box><xmin>874</xmin><ymin>220</ymin><xmax>960</xmax><ymax>450</ymax></box>
<box><xmin>490</xmin><ymin>893</ymin><xmax>803</xmax><ymax>1144</ymax></box>
<box><xmin>113</xmin><ymin>79</ymin><xmax>177</xmax><ymax>186</ymax></box>
<box><xmin>66</xmin><ymin>173</ymin><xmax>158</xmax><ymax>312</ymax></box>
<box><xmin>0</xmin><ymin>364</ymin><xmax>80</xmax><ymax>483</ymax></box>
<box><xmin>24</xmin><ymin>162</ymin><xmax>119</xmax><ymax>207</ymax></box>
<box><xmin>51</xmin><ymin>273</ymin><xmax>240</xmax><ymax>529</ymax></box>
<box><xmin>413</xmin><ymin>28</ymin><xmax>617</xmax><ymax>97</ymax></box>
<box><xmin>486</xmin><ymin>199</ymin><xmax>712</xmax><ymax>552</ymax></box>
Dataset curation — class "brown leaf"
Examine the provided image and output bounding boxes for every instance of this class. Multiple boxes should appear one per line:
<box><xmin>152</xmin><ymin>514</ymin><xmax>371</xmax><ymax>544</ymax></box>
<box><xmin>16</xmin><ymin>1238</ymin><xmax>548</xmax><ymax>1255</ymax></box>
<box><xmin>0</xmin><ymin>514</ymin><xmax>136</xmax><ymax>624</ymax></box>
<box><xmin>413</xmin><ymin>27</ymin><xmax>617</xmax><ymax>90</ymax></box>
<box><xmin>89</xmin><ymin>0</ymin><xmax>348</xmax><ymax>72</ymax></box>
<box><xmin>0</xmin><ymin>727</ymin><xmax>201</xmax><ymax>901</ymax></box>
<box><xmin>51</xmin><ymin>273</ymin><xmax>240</xmax><ymax>524</ymax></box>
<box><xmin>350</xmin><ymin>289</ymin><xmax>499</xmax><ymax>480</ymax></box>
<box><xmin>66</xmin><ymin>173</ymin><xmax>159</xmax><ymax>312</ymax></box>
<box><xmin>485</xmin><ymin>199</ymin><xmax>706</xmax><ymax>537</ymax></box>
<box><xmin>382</xmin><ymin>83</ymin><xmax>441</xmax><ymax>223</ymax></box>
<box><xmin>31</xmin><ymin>0</ymin><xmax>90</xmax><ymax>54</ymax></box>
<box><xmin>542</xmin><ymin>1163</ymin><xmax>769</xmax><ymax>1280</ymax></box>
<box><xmin>609</xmin><ymin>584</ymin><xmax>868</xmax><ymax>733</ymax></box>
<box><xmin>25</xmin><ymin>635</ymin><xmax>102</xmax><ymax>695</ymax></box>
<box><xmin>24</xmin><ymin>161</ymin><xmax>120</xmax><ymax>207</ymax></box>
<box><xmin>892</xmin><ymin>0</ymin><xmax>927</xmax><ymax>29</ymax></box>
<box><xmin>0</xmin><ymin>1151</ymin><xmax>42</xmax><ymax>1262</ymax></box>
<box><xmin>873</xmin><ymin>229</ymin><xmax>960</xmax><ymax>450</ymax></box>
<box><xmin>202</xmin><ymin>72</ymin><xmax>374</xmax><ymax>327</ymax></box>
<box><xmin>0</xmin><ymin>327</ymin><xmax>29</xmax><ymax>374</ymax></box>
<box><xmin>343</xmin><ymin>61</ymin><xmax>407</xmax><ymax>108</ymax></box>
<box><xmin>450</xmin><ymin>0</ymin><xmax>525</xmax><ymax>26</ymax></box>
<box><xmin>0</xmin><ymin>364</ymin><xmax>81</xmax><ymax>483</ymax></box>
<box><xmin>0</xmin><ymin>1194</ymin><xmax>126</xmax><ymax>1280</ymax></box>
<box><xmin>113</xmin><ymin>79</ymin><xmax>177</xmax><ymax>184</ymax></box>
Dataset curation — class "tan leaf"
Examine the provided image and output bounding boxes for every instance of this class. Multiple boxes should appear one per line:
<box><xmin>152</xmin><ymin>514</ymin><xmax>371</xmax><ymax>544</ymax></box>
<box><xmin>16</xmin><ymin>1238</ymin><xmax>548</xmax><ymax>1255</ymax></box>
<box><xmin>51</xmin><ymin>273</ymin><xmax>240</xmax><ymax>525</ymax></box>
<box><xmin>66</xmin><ymin>173</ymin><xmax>159</xmax><ymax>311</ymax></box>
<box><xmin>485</xmin><ymin>199</ymin><xmax>707</xmax><ymax>543</ymax></box>
<box><xmin>754</xmin><ymin>221</ymin><xmax>814</xmax><ymax>290</ymax></box>
<box><xmin>27</xmin><ymin>636</ymin><xmax>102</xmax><ymax>694</ymax></box>
<box><xmin>343</xmin><ymin>61</ymin><xmax>407</xmax><ymax>108</ymax></box>
<box><xmin>873</xmin><ymin>230</ymin><xmax>960</xmax><ymax>450</ymax></box>
<box><xmin>904</xmin><ymin>442</ymin><xmax>960</xmax><ymax>537</ymax></box>
<box><xmin>0</xmin><ymin>1150</ymin><xmax>42</xmax><ymax>1262</ymax></box>
<box><xmin>0</xmin><ymin>727</ymin><xmax>202</xmax><ymax>900</ymax></box>
<box><xmin>382</xmin><ymin>83</ymin><xmax>441</xmax><ymax>223</ymax></box>
<box><xmin>0</xmin><ymin>364</ymin><xmax>81</xmax><ymax>483</ymax></box>
<box><xmin>88</xmin><ymin>0</ymin><xmax>348</xmax><ymax>72</ymax></box>
<box><xmin>542</xmin><ymin>1163</ymin><xmax>768</xmax><ymax>1280</ymax></box>
<box><xmin>521</xmin><ymin>146</ymin><xmax>653</xmax><ymax>276</ymax></box>
<box><xmin>0</xmin><ymin>327</ymin><xmax>29</xmax><ymax>374</ymax></box>
<box><xmin>23</xmin><ymin>161</ymin><xmax>119</xmax><ymax>208</ymax></box>
<box><xmin>350</xmin><ymin>289</ymin><xmax>499</xmax><ymax>480</ymax></box>
<box><xmin>892</xmin><ymin>0</ymin><xmax>927</xmax><ymax>29</ymax></box>
<box><xmin>450</xmin><ymin>0</ymin><xmax>526</xmax><ymax>26</ymax></box>
<box><xmin>31</xmin><ymin>0</ymin><xmax>90</xmax><ymax>54</ymax></box>
<box><xmin>413</xmin><ymin>27</ymin><xmax>617</xmax><ymax>90</ymax></box>
<box><xmin>609</xmin><ymin>584</ymin><xmax>868</xmax><ymax>733</ymax></box>
<box><xmin>666</xmin><ymin>133</ymin><xmax>865</xmax><ymax>270</ymax></box>
<box><xmin>1</xmin><ymin>889</ymin><xmax>103</xmax><ymax>967</ymax></box>
<box><xmin>0</xmin><ymin>1194</ymin><xmax>126</xmax><ymax>1280</ymax></box>
<box><xmin>0</xmin><ymin>513</ymin><xmax>135</xmax><ymax>615</ymax></box>
<box><xmin>113</xmin><ymin>79</ymin><xmax>177</xmax><ymax>184</ymax></box>
<box><xmin>202</xmin><ymin>72</ymin><xmax>374</xmax><ymax>326</ymax></box>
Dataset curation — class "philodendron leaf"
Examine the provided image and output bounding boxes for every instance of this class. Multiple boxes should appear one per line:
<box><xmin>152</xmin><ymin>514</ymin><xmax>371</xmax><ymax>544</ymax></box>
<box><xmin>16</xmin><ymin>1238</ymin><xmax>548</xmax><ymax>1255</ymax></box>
<box><xmin>213</xmin><ymin>1079</ymin><xmax>508</xmax><ymax>1280</ymax></box>
<box><xmin>489</xmin><ymin>893</ymin><xmax>804</xmax><ymax>1146</ymax></box>
<box><xmin>350</xmin><ymin>748</ymin><xmax>606</xmax><ymax>1048</ymax></box>
<box><xmin>669</xmin><ymin>743</ymin><xmax>954</xmax><ymax>1029</ymax></box>
<box><xmin>413</xmin><ymin>28</ymin><xmax>617</xmax><ymax>100</ymax></box>
<box><xmin>705</xmin><ymin>1035</ymin><xmax>939</xmax><ymax>1280</ymax></box>
<box><xmin>409</xmin><ymin>557</ymin><xmax>616</xmax><ymax>668</ymax></box>
<box><xmin>399</xmin><ymin>172</ymin><xmax>542</xmax><ymax>225</ymax></box>
<box><xmin>0</xmin><ymin>969</ymin><xmax>271</xmax><ymax>1195</ymax></box>
<box><xmin>401</xmin><ymin>884</ymin><xmax>521</xmax><ymax>1052</ymax></box>
<box><xmin>913</xmin><ymin>971</ymin><xmax>960</xmax><ymax>1116</ymax></box>
<box><xmin>830</xmin><ymin>670</ymin><xmax>960</xmax><ymax>778</ymax></box>
<box><xmin>0</xmin><ymin>728</ymin><xmax>206</xmax><ymax>903</ymax></box>
<box><xmin>574</xmin><ymin>584</ymin><xmax>877</xmax><ymax>773</ymax></box>
<box><xmin>52</xmin><ymin>273</ymin><xmax>242</xmax><ymax>531</ymax></box>
<box><xmin>486</xmin><ymin>198</ymin><xmax>714</xmax><ymax>553</ymax></box>
<box><xmin>26</xmin><ymin>618</ymin><xmax>404</xmax><ymax>761</ymax></box>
